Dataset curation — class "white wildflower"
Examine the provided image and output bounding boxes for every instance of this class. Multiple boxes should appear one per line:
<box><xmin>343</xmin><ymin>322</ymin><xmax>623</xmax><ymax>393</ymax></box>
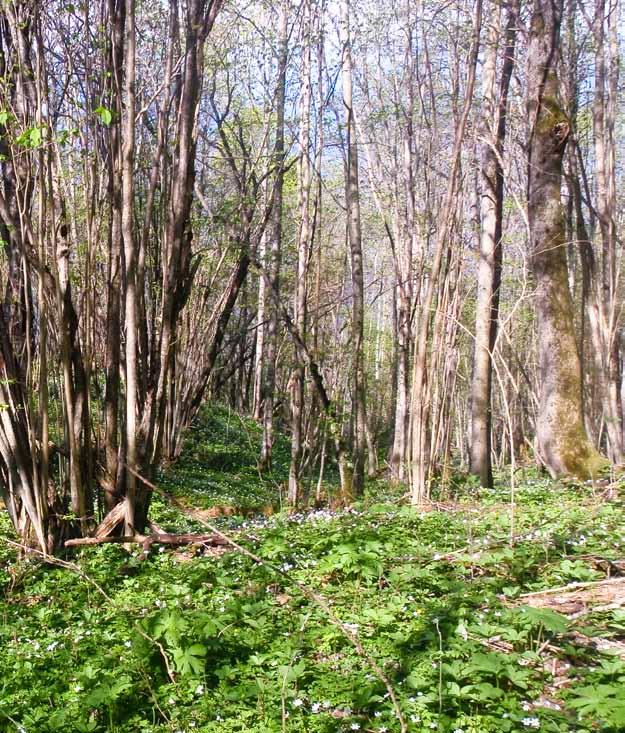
<box><xmin>522</xmin><ymin>717</ymin><xmax>540</xmax><ymax>729</ymax></box>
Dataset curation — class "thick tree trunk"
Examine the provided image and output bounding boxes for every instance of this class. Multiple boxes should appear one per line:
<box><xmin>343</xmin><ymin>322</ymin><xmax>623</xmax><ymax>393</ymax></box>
<box><xmin>527</xmin><ymin>0</ymin><xmax>607</xmax><ymax>478</ymax></box>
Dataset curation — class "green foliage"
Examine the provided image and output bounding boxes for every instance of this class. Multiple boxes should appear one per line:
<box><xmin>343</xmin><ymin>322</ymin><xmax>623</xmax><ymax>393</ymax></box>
<box><xmin>1</xmin><ymin>413</ymin><xmax>625</xmax><ymax>732</ymax></box>
<box><xmin>568</xmin><ymin>683</ymin><xmax>625</xmax><ymax>728</ymax></box>
<box><xmin>94</xmin><ymin>105</ymin><xmax>113</xmax><ymax>126</ymax></box>
<box><xmin>156</xmin><ymin>405</ymin><xmax>290</xmax><ymax>517</ymax></box>
<box><xmin>14</xmin><ymin>124</ymin><xmax>47</xmax><ymax>148</ymax></box>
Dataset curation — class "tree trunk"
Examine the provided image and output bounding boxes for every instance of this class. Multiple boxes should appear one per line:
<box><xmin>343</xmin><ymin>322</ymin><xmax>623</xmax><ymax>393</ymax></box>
<box><xmin>470</xmin><ymin>0</ymin><xmax>517</xmax><ymax>487</ymax></box>
<box><xmin>590</xmin><ymin>0</ymin><xmax>623</xmax><ymax>463</ymax></box>
<box><xmin>288</xmin><ymin>0</ymin><xmax>313</xmax><ymax>507</ymax></box>
<box><xmin>259</xmin><ymin>2</ymin><xmax>287</xmax><ymax>472</ymax></box>
<box><xmin>340</xmin><ymin>0</ymin><xmax>366</xmax><ymax>497</ymax></box>
<box><xmin>527</xmin><ymin>0</ymin><xmax>607</xmax><ymax>478</ymax></box>
<box><xmin>121</xmin><ymin>0</ymin><xmax>138</xmax><ymax>534</ymax></box>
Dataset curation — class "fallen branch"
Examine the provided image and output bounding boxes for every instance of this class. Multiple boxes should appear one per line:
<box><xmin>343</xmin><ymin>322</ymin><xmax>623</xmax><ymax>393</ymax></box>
<box><xmin>565</xmin><ymin>630</ymin><xmax>625</xmax><ymax>657</ymax></box>
<box><xmin>518</xmin><ymin>576</ymin><xmax>625</xmax><ymax>600</ymax></box>
<box><xmin>65</xmin><ymin>532</ymin><xmax>228</xmax><ymax>549</ymax></box>
<box><xmin>94</xmin><ymin>500</ymin><xmax>128</xmax><ymax>538</ymax></box>
<box><xmin>511</xmin><ymin>577</ymin><xmax>625</xmax><ymax>616</ymax></box>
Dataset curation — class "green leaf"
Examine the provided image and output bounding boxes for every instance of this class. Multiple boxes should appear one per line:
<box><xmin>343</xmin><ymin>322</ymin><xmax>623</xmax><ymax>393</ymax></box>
<box><xmin>520</xmin><ymin>606</ymin><xmax>569</xmax><ymax>633</ymax></box>
<box><xmin>172</xmin><ymin>643</ymin><xmax>207</xmax><ymax>678</ymax></box>
<box><xmin>15</xmin><ymin>124</ymin><xmax>45</xmax><ymax>148</ymax></box>
<box><xmin>460</xmin><ymin>682</ymin><xmax>505</xmax><ymax>701</ymax></box>
<box><xmin>94</xmin><ymin>105</ymin><xmax>113</xmax><ymax>126</ymax></box>
<box><xmin>29</xmin><ymin>126</ymin><xmax>42</xmax><ymax>146</ymax></box>
<box><xmin>464</xmin><ymin>652</ymin><xmax>504</xmax><ymax>675</ymax></box>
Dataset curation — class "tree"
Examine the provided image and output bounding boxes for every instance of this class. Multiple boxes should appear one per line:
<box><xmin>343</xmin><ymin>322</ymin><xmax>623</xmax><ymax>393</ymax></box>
<box><xmin>259</xmin><ymin>1</ymin><xmax>288</xmax><ymax>472</ymax></box>
<box><xmin>470</xmin><ymin>0</ymin><xmax>518</xmax><ymax>488</ymax></box>
<box><xmin>589</xmin><ymin>0</ymin><xmax>623</xmax><ymax>463</ymax></box>
<box><xmin>340</xmin><ymin>0</ymin><xmax>367</xmax><ymax>498</ymax></box>
<box><xmin>288</xmin><ymin>0</ymin><xmax>313</xmax><ymax>506</ymax></box>
<box><xmin>0</xmin><ymin>0</ymin><xmax>224</xmax><ymax>551</ymax></box>
<box><xmin>526</xmin><ymin>0</ymin><xmax>607</xmax><ymax>478</ymax></box>
<box><xmin>409</xmin><ymin>0</ymin><xmax>482</xmax><ymax>503</ymax></box>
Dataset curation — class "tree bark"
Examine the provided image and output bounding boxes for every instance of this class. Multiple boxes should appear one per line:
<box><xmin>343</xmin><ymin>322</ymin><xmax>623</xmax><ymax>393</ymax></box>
<box><xmin>288</xmin><ymin>0</ymin><xmax>313</xmax><ymax>506</ymax></box>
<box><xmin>340</xmin><ymin>0</ymin><xmax>367</xmax><ymax>497</ymax></box>
<box><xmin>259</xmin><ymin>2</ymin><xmax>288</xmax><ymax>472</ymax></box>
<box><xmin>470</xmin><ymin>0</ymin><xmax>518</xmax><ymax>488</ymax></box>
<box><xmin>590</xmin><ymin>0</ymin><xmax>623</xmax><ymax>463</ymax></box>
<box><xmin>121</xmin><ymin>0</ymin><xmax>138</xmax><ymax>534</ymax></box>
<box><xmin>527</xmin><ymin>0</ymin><xmax>607</xmax><ymax>478</ymax></box>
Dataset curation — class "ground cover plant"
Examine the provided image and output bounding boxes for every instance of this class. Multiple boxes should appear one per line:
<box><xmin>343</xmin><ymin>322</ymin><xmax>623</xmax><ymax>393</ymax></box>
<box><xmin>1</xmin><ymin>409</ymin><xmax>625</xmax><ymax>733</ymax></box>
<box><xmin>2</xmin><ymin>1</ymin><xmax>625</xmax><ymax>730</ymax></box>
<box><xmin>158</xmin><ymin>406</ymin><xmax>292</xmax><ymax>515</ymax></box>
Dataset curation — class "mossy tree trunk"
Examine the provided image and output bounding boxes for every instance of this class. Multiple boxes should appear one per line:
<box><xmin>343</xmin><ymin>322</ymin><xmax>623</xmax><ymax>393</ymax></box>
<box><xmin>527</xmin><ymin>0</ymin><xmax>607</xmax><ymax>479</ymax></box>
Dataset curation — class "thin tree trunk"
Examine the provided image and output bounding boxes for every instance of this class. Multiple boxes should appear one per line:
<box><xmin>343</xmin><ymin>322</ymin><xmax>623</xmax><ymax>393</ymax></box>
<box><xmin>288</xmin><ymin>0</ymin><xmax>312</xmax><ymax>506</ymax></box>
<box><xmin>252</xmin><ymin>229</ymin><xmax>267</xmax><ymax>420</ymax></box>
<box><xmin>340</xmin><ymin>0</ymin><xmax>366</xmax><ymax>497</ymax></box>
<box><xmin>260</xmin><ymin>2</ymin><xmax>287</xmax><ymax>471</ymax></box>
<box><xmin>121</xmin><ymin>0</ymin><xmax>138</xmax><ymax>533</ymax></box>
<box><xmin>470</xmin><ymin>0</ymin><xmax>517</xmax><ymax>487</ymax></box>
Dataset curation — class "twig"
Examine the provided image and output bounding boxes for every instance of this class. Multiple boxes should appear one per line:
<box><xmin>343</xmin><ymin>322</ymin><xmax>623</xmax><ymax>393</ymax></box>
<box><xmin>518</xmin><ymin>577</ymin><xmax>625</xmax><ymax>599</ymax></box>
<box><xmin>568</xmin><ymin>601</ymin><xmax>625</xmax><ymax>620</ymax></box>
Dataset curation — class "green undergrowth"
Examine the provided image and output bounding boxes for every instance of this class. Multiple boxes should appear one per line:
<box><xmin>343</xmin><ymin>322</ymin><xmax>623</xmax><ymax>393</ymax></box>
<box><xmin>157</xmin><ymin>405</ymin><xmax>292</xmax><ymax>515</ymax></box>
<box><xmin>1</xmin><ymin>410</ymin><xmax>625</xmax><ymax>732</ymax></box>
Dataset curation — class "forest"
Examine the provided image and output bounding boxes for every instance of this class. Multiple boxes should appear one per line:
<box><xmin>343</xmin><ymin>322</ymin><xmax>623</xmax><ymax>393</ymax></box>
<box><xmin>0</xmin><ymin>0</ymin><xmax>624</xmax><ymax>730</ymax></box>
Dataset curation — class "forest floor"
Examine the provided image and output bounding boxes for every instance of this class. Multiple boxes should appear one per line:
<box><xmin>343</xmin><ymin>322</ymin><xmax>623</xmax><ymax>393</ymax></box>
<box><xmin>1</xmin><ymin>407</ymin><xmax>625</xmax><ymax>733</ymax></box>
